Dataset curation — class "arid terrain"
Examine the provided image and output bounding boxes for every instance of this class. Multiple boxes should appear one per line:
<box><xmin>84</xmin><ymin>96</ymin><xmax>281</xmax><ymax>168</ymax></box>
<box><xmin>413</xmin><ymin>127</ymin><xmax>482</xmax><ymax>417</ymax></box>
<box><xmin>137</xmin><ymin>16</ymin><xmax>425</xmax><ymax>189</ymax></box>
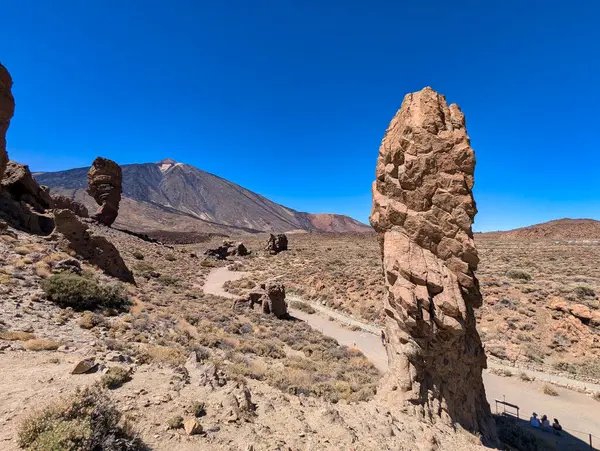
<box><xmin>222</xmin><ymin>227</ymin><xmax>600</xmax><ymax>383</ymax></box>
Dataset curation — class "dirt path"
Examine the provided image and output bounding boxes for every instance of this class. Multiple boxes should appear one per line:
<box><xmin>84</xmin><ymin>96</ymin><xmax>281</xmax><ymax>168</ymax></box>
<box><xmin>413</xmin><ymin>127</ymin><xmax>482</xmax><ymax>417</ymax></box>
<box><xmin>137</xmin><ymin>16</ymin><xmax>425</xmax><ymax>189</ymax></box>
<box><xmin>204</xmin><ymin>266</ymin><xmax>600</xmax><ymax>443</ymax></box>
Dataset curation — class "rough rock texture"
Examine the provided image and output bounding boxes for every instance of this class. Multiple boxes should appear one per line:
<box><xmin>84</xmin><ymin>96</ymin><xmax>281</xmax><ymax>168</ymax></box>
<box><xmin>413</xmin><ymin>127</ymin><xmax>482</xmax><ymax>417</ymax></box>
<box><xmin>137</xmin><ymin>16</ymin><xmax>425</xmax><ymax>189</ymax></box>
<box><xmin>370</xmin><ymin>87</ymin><xmax>495</xmax><ymax>440</ymax></box>
<box><xmin>0</xmin><ymin>161</ymin><xmax>55</xmax><ymax>235</ymax></box>
<box><xmin>233</xmin><ymin>281</ymin><xmax>288</xmax><ymax>318</ymax></box>
<box><xmin>205</xmin><ymin>241</ymin><xmax>250</xmax><ymax>260</ymax></box>
<box><xmin>266</xmin><ymin>234</ymin><xmax>288</xmax><ymax>254</ymax></box>
<box><xmin>53</xmin><ymin>209</ymin><xmax>134</xmax><ymax>283</ymax></box>
<box><xmin>51</xmin><ymin>194</ymin><xmax>89</xmax><ymax>218</ymax></box>
<box><xmin>87</xmin><ymin>157</ymin><xmax>122</xmax><ymax>226</ymax></box>
<box><xmin>0</xmin><ymin>63</ymin><xmax>14</xmax><ymax>182</ymax></box>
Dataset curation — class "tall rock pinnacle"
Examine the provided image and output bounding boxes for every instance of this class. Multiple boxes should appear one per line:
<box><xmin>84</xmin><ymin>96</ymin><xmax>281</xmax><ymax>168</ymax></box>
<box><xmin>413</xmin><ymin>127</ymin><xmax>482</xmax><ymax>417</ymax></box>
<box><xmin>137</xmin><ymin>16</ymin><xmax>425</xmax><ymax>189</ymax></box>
<box><xmin>370</xmin><ymin>87</ymin><xmax>495</xmax><ymax>439</ymax></box>
<box><xmin>87</xmin><ymin>157</ymin><xmax>122</xmax><ymax>226</ymax></box>
<box><xmin>0</xmin><ymin>63</ymin><xmax>15</xmax><ymax>182</ymax></box>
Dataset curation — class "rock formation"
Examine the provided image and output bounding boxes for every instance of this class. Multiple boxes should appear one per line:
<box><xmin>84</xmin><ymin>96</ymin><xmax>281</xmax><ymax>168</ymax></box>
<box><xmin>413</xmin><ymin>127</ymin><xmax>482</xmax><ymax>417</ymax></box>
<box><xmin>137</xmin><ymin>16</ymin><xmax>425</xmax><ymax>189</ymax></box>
<box><xmin>0</xmin><ymin>161</ymin><xmax>55</xmax><ymax>235</ymax></box>
<box><xmin>233</xmin><ymin>281</ymin><xmax>288</xmax><ymax>318</ymax></box>
<box><xmin>0</xmin><ymin>63</ymin><xmax>14</xmax><ymax>182</ymax></box>
<box><xmin>53</xmin><ymin>209</ymin><xmax>134</xmax><ymax>283</ymax></box>
<box><xmin>87</xmin><ymin>157</ymin><xmax>122</xmax><ymax>226</ymax></box>
<box><xmin>51</xmin><ymin>194</ymin><xmax>89</xmax><ymax>218</ymax></box>
<box><xmin>205</xmin><ymin>240</ymin><xmax>250</xmax><ymax>260</ymax></box>
<box><xmin>265</xmin><ymin>234</ymin><xmax>288</xmax><ymax>254</ymax></box>
<box><xmin>370</xmin><ymin>87</ymin><xmax>495</xmax><ymax>439</ymax></box>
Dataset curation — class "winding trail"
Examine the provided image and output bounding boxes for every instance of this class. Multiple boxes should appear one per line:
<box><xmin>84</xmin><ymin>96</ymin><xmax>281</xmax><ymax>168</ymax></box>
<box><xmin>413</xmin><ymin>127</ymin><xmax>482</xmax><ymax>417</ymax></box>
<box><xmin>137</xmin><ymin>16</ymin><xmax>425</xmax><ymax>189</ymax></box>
<box><xmin>203</xmin><ymin>265</ymin><xmax>600</xmax><ymax>446</ymax></box>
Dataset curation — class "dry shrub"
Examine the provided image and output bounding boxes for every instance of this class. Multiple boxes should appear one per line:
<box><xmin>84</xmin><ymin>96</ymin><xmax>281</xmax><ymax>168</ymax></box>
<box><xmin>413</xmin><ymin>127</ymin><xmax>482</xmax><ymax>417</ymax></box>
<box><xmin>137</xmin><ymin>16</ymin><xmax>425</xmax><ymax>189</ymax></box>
<box><xmin>139</xmin><ymin>345</ymin><xmax>185</xmax><ymax>366</ymax></box>
<box><xmin>18</xmin><ymin>386</ymin><xmax>146</xmax><ymax>450</ymax></box>
<box><xmin>78</xmin><ymin>312</ymin><xmax>106</xmax><ymax>329</ymax></box>
<box><xmin>34</xmin><ymin>261</ymin><xmax>52</xmax><ymax>278</ymax></box>
<box><xmin>542</xmin><ymin>384</ymin><xmax>559</xmax><ymax>396</ymax></box>
<box><xmin>23</xmin><ymin>339</ymin><xmax>61</xmax><ymax>351</ymax></box>
<box><xmin>0</xmin><ymin>331</ymin><xmax>36</xmax><ymax>341</ymax></box>
<box><xmin>101</xmin><ymin>367</ymin><xmax>132</xmax><ymax>389</ymax></box>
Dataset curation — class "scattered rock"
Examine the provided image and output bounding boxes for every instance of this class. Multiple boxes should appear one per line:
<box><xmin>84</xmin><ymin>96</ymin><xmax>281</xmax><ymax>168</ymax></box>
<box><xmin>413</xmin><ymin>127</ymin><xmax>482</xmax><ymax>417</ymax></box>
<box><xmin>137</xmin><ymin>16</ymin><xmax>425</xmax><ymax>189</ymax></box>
<box><xmin>51</xmin><ymin>194</ymin><xmax>89</xmax><ymax>218</ymax></box>
<box><xmin>54</xmin><ymin>258</ymin><xmax>82</xmax><ymax>274</ymax></box>
<box><xmin>265</xmin><ymin>233</ymin><xmax>288</xmax><ymax>254</ymax></box>
<box><xmin>570</xmin><ymin>303</ymin><xmax>592</xmax><ymax>322</ymax></box>
<box><xmin>205</xmin><ymin>240</ymin><xmax>250</xmax><ymax>260</ymax></box>
<box><xmin>370</xmin><ymin>87</ymin><xmax>495</xmax><ymax>439</ymax></box>
<box><xmin>87</xmin><ymin>157</ymin><xmax>122</xmax><ymax>226</ymax></box>
<box><xmin>234</xmin><ymin>281</ymin><xmax>288</xmax><ymax>318</ymax></box>
<box><xmin>183</xmin><ymin>418</ymin><xmax>203</xmax><ymax>435</ymax></box>
<box><xmin>71</xmin><ymin>358</ymin><xmax>98</xmax><ymax>374</ymax></box>
<box><xmin>0</xmin><ymin>63</ymin><xmax>14</xmax><ymax>182</ymax></box>
<box><xmin>53</xmin><ymin>209</ymin><xmax>135</xmax><ymax>283</ymax></box>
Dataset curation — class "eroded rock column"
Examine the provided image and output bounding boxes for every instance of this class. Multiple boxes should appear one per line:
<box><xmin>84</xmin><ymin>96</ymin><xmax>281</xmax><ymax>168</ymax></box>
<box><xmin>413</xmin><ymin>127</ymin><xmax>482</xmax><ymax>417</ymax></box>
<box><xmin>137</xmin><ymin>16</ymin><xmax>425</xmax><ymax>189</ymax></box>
<box><xmin>87</xmin><ymin>157</ymin><xmax>122</xmax><ymax>226</ymax></box>
<box><xmin>370</xmin><ymin>87</ymin><xmax>495</xmax><ymax>439</ymax></box>
<box><xmin>0</xmin><ymin>63</ymin><xmax>15</xmax><ymax>181</ymax></box>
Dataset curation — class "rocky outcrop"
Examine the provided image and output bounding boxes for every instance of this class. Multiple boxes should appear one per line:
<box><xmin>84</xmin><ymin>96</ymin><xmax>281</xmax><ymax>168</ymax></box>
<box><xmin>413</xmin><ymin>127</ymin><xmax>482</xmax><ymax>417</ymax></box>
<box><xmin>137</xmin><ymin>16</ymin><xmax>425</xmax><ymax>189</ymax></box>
<box><xmin>233</xmin><ymin>281</ymin><xmax>288</xmax><ymax>318</ymax></box>
<box><xmin>265</xmin><ymin>234</ymin><xmax>288</xmax><ymax>254</ymax></box>
<box><xmin>87</xmin><ymin>157</ymin><xmax>122</xmax><ymax>226</ymax></box>
<box><xmin>51</xmin><ymin>194</ymin><xmax>89</xmax><ymax>218</ymax></box>
<box><xmin>0</xmin><ymin>63</ymin><xmax>14</xmax><ymax>182</ymax></box>
<box><xmin>0</xmin><ymin>161</ymin><xmax>55</xmax><ymax>235</ymax></box>
<box><xmin>205</xmin><ymin>240</ymin><xmax>250</xmax><ymax>260</ymax></box>
<box><xmin>370</xmin><ymin>87</ymin><xmax>495</xmax><ymax>439</ymax></box>
<box><xmin>53</xmin><ymin>209</ymin><xmax>134</xmax><ymax>283</ymax></box>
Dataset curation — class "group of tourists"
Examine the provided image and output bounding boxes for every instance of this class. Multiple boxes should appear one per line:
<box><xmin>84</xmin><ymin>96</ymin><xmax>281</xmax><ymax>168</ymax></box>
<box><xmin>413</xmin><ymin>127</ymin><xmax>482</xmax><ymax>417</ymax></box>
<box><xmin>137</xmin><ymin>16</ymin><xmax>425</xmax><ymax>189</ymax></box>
<box><xmin>530</xmin><ymin>413</ymin><xmax>562</xmax><ymax>434</ymax></box>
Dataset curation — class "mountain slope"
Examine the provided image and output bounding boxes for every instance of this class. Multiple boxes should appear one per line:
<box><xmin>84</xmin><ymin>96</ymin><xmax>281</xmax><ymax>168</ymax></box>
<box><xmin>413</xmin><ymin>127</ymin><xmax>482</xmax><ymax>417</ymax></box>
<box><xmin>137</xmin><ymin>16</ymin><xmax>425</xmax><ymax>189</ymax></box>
<box><xmin>483</xmin><ymin>218</ymin><xmax>600</xmax><ymax>240</ymax></box>
<box><xmin>35</xmin><ymin>159</ymin><xmax>371</xmax><ymax>235</ymax></box>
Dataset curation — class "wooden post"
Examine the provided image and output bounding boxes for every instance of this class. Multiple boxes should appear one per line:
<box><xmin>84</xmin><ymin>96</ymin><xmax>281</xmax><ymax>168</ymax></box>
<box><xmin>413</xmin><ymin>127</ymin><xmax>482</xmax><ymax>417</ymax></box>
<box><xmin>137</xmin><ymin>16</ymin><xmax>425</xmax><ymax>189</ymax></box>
<box><xmin>589</xmin><ymin>433</ymin><xmax>593</xmax><ymax>450</ymax></box>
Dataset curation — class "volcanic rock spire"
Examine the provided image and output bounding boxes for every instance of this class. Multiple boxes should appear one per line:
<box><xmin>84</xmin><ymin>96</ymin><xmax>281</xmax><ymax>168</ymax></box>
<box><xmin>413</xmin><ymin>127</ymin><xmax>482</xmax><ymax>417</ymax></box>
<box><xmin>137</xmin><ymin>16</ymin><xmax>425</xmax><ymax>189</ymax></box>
<box><xmin>0</xmin><ymin>63</ymin><xmax>15</xmax><ymax>182</ymax></box>
<box><xmin>87</xmin><ymin>157</ymin><xmax>122</xmax><ymax>226</ymax></box>
<box><xmin>370</xmin><ymin>87</ymin><xmax>495</xmax><ymax>439</ymax></box>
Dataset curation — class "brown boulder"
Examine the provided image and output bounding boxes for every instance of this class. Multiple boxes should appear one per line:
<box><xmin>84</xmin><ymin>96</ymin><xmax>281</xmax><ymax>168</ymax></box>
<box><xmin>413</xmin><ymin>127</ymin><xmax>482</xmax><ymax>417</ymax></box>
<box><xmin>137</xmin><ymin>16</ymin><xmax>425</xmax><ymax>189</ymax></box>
<box><xmin>370</xmin><ymin>87</ymin><xmax>495</xmax><ymax>440</ymax></box>
<box><xmin>53</xmin><ymin>209</ymin><xmax>134</xmax><ymax>283</ymax></box>
<box><xmin>0</xmin><ymin>63</ymin><xmax>14</xmax><ymax>182</ymax></box>
<box><xmin>266</xmin><ymin>233</ymin><xmax>288</xmax><ymax>254</ymax></box>
<box><xmin>569</xmin><ymin>303</ymin><xmax>592</xmax><ymax>322</ymax></box>
<box><xmin>233</xmin><ymin>281</ymin><xmax>288</xmax><ymax>318</ymax></box>
<box><xmin>87</xmin><ymin>157</ymin><xmax>122</xmax><ymax>226</ymax></box>
<box><xmin>0</xmin><ymin>161</ymin><xmax>54</xmax><ymax>235</ymax></box>
<box><xmin>205</xmin><ymin>240</ymin><xmax>250</xmax><ymax>260</ymax></box>
<box><xmin>51</xmin><ymin>194</ymin><xmax>89</xmax><ymax>218</ymax></box>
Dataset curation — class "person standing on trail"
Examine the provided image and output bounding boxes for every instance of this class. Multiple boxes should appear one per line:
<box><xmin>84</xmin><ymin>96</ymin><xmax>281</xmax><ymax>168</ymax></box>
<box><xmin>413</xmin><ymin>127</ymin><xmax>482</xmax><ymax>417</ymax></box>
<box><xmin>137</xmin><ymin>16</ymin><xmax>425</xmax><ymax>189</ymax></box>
<box><xmin>380</xmin><ymin>329</ymin><xmax>386</xmax><ymax>345</ymax></box>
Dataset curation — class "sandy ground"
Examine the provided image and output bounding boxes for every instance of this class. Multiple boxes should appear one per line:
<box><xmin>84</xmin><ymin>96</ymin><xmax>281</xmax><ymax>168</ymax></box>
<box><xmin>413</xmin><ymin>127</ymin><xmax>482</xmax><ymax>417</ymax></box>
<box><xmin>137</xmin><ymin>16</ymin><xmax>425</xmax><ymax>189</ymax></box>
<box><xmin>204</xmin><ymin>265</ymin><xmax>600</xmax><ymax>447</ymax></box>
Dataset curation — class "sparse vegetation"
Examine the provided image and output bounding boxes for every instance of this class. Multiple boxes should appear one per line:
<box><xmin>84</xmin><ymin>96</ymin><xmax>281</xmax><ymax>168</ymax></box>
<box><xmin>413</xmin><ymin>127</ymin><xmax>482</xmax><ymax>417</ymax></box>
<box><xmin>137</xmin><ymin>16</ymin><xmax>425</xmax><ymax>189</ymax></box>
<box><xmin>18</xmin><ymin>387</ymin><xmax>145</xmax><ymax>450</ymax></box>
<box><xmin>290</xmin><ymin>300</ymin><xmax>316</xmax><ymax>314</ymax></box>
<box><xmin>542</xmin><ymin>384</ymin><xmax>559</xmax><ymax>396</ymax></box>
<box><xmin>101</xmin><ymin>366</ymin><xmax>132</xmax><ymax>389</ymax></box>
<box><xmin>506</xmin><ymin>269</ymin><xmax>532</xmax><ymax>281</ymax></box>
<box><xmin>132</xmin><ymin>251</ymin><xmax>145</xmax><ymax>260</ymax></box>
<box><xmin>23</xmin><ymin>339</ymin><xmax>61</xmax><ymax>351</ymax></box>
<box><xmin>167</xmin><ymin>415</ymin><xmax>184</xmax><ymax>430</ymax></box>
<box><xmin>42</xmin><ymin>273</ymin><xmax>130</xmax><ymax>311</ymax></box>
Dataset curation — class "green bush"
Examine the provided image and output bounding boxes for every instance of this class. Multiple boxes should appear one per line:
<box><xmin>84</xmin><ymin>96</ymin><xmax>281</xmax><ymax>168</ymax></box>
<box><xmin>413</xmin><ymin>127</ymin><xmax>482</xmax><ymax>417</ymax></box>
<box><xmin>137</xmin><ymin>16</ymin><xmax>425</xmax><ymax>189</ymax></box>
<box><xmin>574</xmin><ymin>285</ymin><xmax>596</xmax><ymax>298</ymax></box>
<box><xmin>289</xmin><ymin>300</ymin><xmax>316</xmax><ymax>314</ymax></box>
<box><xmin>42</xmin><ymin>273</ymin><xmax>130</xmax><ymax>311</ymax></box>
<box><xmin>101</xmin><ymin>367</ymin><xmax>132</xmax><ymax>389</ymax></box>
<box><xmin>18</xmin><ymin>387</ymin><xmax>146</xmax><ymax>450</ymax></box>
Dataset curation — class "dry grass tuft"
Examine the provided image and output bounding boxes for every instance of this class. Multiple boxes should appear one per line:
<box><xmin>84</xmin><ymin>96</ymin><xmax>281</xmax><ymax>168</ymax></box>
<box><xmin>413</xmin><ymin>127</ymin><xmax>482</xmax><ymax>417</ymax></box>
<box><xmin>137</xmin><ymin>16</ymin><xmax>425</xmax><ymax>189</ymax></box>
<box><xmin>23</xmin><ymin>339</ymin><xmax>61</xmax><ymax>351</ymax></box>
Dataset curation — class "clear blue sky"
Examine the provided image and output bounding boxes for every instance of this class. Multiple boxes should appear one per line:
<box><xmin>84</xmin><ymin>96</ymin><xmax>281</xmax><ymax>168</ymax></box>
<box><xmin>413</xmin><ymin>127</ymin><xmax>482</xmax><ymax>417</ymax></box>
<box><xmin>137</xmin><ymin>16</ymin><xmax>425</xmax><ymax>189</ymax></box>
<box><xmin>2</xmin><ymin>1</ymin><xmax>599</xmax><ymax>231</ymax></box>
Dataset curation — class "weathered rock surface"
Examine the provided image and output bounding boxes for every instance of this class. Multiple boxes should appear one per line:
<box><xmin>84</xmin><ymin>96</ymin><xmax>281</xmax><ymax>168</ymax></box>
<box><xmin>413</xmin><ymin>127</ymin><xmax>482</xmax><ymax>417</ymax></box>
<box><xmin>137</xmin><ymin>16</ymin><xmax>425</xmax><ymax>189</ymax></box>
<box><xmin>0</xmin><ymin>161</ymin><xmax>55</xmax><ymax>235</ymax></box>
<box><xmin>53</xmin><ymin>209</ymin><xmax>134</xmax><ymax>283</ymax></box>
<box><xmin>51</xmin><ymin>194</ymin><xmax>89</xmax><ymax>218</ymax></box>
<box><xmin>87</xmin><ymin>157</ymin><xmax>122</xmax><ymax>226</ymax></box>
<box><xmin>0</xmin><ymin>63</ymin><xmax>14</xmax><ymax>182</ymax></box>
<box><xmin>266</xmin><ymin>233</ymin><xmax>288</xmax><ymax>254</ymax></box>
<box><xmin>233</xmin><ymin>281</ymin><xmax>288</xmax><ymax>318</ymax></box>
<box><xmin>205</xmin><ymin>240</ymin><xmax>250</xmax><ymax>260</ymax></box>
<box><xmin>370</xmin><ymin>87</ymin><xmax>495</xmax><ymax>439</ymax></box>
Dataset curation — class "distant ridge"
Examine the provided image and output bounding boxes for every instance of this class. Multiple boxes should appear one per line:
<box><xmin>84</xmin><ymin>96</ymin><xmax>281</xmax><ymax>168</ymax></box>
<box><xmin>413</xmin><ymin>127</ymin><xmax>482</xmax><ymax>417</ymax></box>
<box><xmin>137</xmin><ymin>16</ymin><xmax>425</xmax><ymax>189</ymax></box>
<box><xmin>35</xmin><ymin>160</ymin><xmax>371</xmax><ymax>235</ymax></box>
<box><xmin>483</xmin><ymin>218</ymin><xmax>600</xmax><ymax>240</ymax></box>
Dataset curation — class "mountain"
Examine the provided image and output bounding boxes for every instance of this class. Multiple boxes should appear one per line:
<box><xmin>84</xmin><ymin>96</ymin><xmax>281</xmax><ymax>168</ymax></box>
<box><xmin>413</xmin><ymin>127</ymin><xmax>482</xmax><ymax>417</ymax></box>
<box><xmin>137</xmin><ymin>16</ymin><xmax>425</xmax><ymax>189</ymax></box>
<box><xmin>35</xmin><ymin>159</ymin><xmax>371</xmax><ymax>235</ymax></box>
<box><xmin>483</xmin><ymin>218</ymin><xmax>600</xmax><ymax>240</ymax></box>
